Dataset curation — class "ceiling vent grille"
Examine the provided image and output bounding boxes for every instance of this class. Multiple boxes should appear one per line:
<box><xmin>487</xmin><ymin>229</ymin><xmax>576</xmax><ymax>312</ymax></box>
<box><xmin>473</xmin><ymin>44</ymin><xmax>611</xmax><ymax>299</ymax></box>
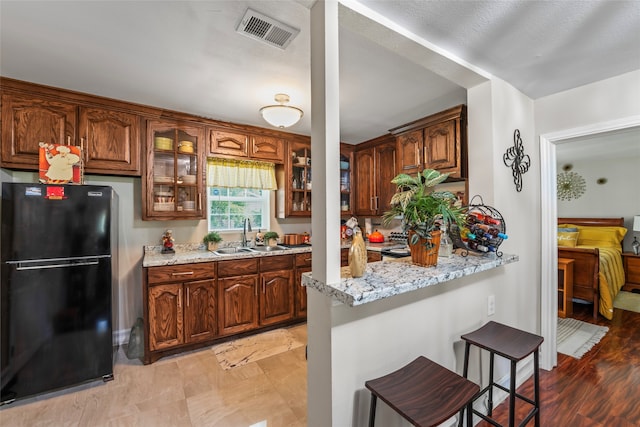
<box><xmin>236</xmin><ymin>9</ymin><xmax>299</xmax><ymax>49</ymax></box>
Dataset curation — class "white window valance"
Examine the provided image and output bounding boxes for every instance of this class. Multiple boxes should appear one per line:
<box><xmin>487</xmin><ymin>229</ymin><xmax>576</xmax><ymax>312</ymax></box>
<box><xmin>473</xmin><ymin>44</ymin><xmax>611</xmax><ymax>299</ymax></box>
<box><xmin>206</xmin><ymin>157</ymin><xmax>277</xmax><ymax>190</ymax></box>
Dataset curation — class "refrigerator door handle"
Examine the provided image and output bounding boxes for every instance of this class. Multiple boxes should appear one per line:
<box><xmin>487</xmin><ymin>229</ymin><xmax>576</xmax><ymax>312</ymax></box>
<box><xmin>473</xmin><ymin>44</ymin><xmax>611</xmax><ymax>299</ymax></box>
<box><xmin>13</xmin><ymin>260</ymin><xmax>99</xmax><ymax>271</ymax></box>
<box><xmin>6</xmin><ymin>255</ymin><xmax>110</xmax><ymax>271</ymax></box>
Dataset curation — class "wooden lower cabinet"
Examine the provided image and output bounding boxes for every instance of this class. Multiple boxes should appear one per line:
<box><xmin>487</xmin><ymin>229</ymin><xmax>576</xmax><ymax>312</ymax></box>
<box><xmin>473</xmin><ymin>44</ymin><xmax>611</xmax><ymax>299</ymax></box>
<box><xmin>145</xmin><ymin>262</ymin><xmax>217</xmax><ymax>364</ymax></box>
<box><xmin>260</xmin><ymin>269</ymin><xmax>294</xmax><ymax>326</ymax></box>
<box><xmin>148</xmin><ymin>284</ymin><xmax>183</xmax><ymax>351</ymax></box>
<box><xmin>217</xmin><ymin>255</ymin><xmax>297</xmax><ymax>336</ymax></box>
<box><xmin>184</xmin><ymin>280</ymin><xmax>217</xmax><ymax>343</ymax></box>
<box><xmin>218</xmin><ymin>274</ymin><xmax>259</xmax><ymax>335</ymax></box>
<box><xmin>259</xmin><ymin>255</ymin><xmax>295</xmax><ymax>326</ymax></box>
<box><xmin>145</xmin><ymin>254</ymin><xmax>307</xmax><ymax>364</ymax></box>
<box><xmin>295</xmin><ymin>253</ymin><xmax>312</xmax><ymax>319</ymax></box>
<box><xmin>147</xmin><ymin>279</ymin><xmax>216</xmax><ymax>353</ymax></box>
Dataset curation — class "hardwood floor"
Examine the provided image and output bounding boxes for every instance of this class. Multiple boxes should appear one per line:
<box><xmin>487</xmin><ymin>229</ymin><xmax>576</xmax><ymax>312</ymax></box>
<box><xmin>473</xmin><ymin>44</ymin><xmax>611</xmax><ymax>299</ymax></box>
<box><xmin>1</xmin><ymin>304</ymin><xmax>637</xmax><ymax>426</ymax></box>
<box><xmin>476</xmin><ymin>302</ymin><xmax>640</xmax><ymax>427</ymax></box>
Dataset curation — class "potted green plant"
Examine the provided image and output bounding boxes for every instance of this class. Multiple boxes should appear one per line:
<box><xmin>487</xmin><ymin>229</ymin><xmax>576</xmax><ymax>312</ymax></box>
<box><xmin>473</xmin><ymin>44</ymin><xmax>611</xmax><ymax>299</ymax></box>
<box><xmin>382</xmin><ymin>169</ymin><xmax>465</xmax><ymax>266</ymax></box>
<box><xmin>203</xmin><ymin>231</ymin><xmax>222</xmax><ymax>252</ymax></box>
<box><xmin>263</xmin><ymin>231</ymin><xmax>279</xmax><ymax>247</ymax></box>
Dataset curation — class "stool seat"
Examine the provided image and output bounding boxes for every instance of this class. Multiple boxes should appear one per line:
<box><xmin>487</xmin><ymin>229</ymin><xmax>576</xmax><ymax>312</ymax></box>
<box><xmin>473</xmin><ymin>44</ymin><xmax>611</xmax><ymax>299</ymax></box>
<box><xmin>365</xmin><ymin>356</ymin><xmax>479</xmax><ymax>427</ymax></box>
<box><xmin>461</xmin><ymin>321</ymin><xmax>544</xmax><ymax>361</ymax></box>
<box><xmin>459</xmin><ymin>321</ymin><xmax>544</xmax><ymax>427</ymax></box>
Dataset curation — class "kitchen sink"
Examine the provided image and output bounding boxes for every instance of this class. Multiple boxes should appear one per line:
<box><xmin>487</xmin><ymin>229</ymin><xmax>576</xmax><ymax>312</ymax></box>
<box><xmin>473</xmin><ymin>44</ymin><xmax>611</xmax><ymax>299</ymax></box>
<box><xmin>248</xmin><ymin>245</ymin><xmax>289</xmax><ymax>252</ymax></box>
<box><xmin>213</xmin><ymin>247</ymin><xmax>253</xmax><ymax>255</ymax></box>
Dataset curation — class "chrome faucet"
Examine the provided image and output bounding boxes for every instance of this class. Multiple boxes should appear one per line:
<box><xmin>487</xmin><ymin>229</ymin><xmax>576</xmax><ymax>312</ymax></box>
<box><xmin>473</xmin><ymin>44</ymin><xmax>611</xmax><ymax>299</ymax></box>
<box><xmin>241</xmin><ymin>218</ymin><xmax>252</xmax><ymax>247</ymax></box>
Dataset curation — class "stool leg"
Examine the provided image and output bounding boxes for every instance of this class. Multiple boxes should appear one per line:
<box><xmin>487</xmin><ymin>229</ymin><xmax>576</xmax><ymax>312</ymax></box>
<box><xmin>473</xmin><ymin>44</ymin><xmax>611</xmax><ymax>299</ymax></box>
<box><xmin>466</xmin><ymin>401</ymin><xmax>473</xmax><ymax>426</ymax></box>
<box><xmin>369</xmin><ymin>393</ymin><xmax>377</xmax><ymax>427</ymax></box>
<box><xmin>458</xmin><ymin>342</ymin><xmax>472</xmax><ymax>427</ymax></box>
<box><xmin>534</xmin><ymin>350</ymin><xmax>540</xmax><ymax>427</ymax></box>
<box><xmin>488</xmin><ymin>352</ymin><xmax>494</xmax><ymax>416</ymax></box>
<box><xmin>509</xmin><ymin>361</ymin><xmax>516</xmax><ymax>427</ymax></box>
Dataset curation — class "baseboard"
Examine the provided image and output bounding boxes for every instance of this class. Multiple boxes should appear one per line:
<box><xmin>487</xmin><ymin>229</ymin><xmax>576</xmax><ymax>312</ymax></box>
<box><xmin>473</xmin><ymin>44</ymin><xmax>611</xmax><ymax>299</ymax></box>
<box><xmin>113</xmin><ymin>328</ymin><xmax>130</xmax><ymax>346</ymax></box>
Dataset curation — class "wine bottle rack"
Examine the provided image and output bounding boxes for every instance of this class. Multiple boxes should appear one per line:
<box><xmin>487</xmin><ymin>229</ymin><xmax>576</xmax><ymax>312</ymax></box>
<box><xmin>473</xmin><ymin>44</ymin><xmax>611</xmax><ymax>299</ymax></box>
<box><xmin>450</xmin><ymin>195</ymin><xmax>506</xmax><ymax>257</ymax></box>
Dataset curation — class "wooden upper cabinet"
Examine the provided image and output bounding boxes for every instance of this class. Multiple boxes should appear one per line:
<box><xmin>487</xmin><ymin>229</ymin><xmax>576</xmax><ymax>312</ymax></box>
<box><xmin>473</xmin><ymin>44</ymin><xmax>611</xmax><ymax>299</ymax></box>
<box><xmin>423</xmin><ymin>119</ymin><xmax>460</xmax><ymax>177</ymax></box>
<box><xmin>354</xmin><ymin>147</ymin><xmax>377</xmax><ymax>216</ymax></box>
<box><xmin>208</xmin><ymin>129</ymin><xmax>249</xmax><ymax>157</ymax></box>
<box><xmin>79</xmin><ymin>107</ymin><xmax>140</xmax><ymax>175</ymax></box>
<box><xmin>250</xmin><ymin>134</ymin><xmax>284</xmax><ymax>163</ymax></box>
<box><xmin>375</xmin><ymin>141</ymin><xmax>397</xmax><ymax>215</ymax></box>
<box><xmin>1</xmin><ymin>92</ymin><xmax>76</xmax><ymax>169</ymax></box>
<box><xmin>354</xmin><ymin>137</ymin><xmax>396</xmax><ymax>217</ymax></box>
<box><xmin>391</xmin><ymin>104</ymin><xmax>467</xmax><ymax>179</ymax></box>
<box><xmin>396</xmin><ymin>129</ymin><xmax>422</xmax><ymax>176</ymax></box>
<box><xmin>1</xmin><ymin>79</ymin><xmax>143</xmax><ymax>176</ymax></box>
<box><xmin>208</xmin><ymin>128</ymin><xmax>285</xmax><ymax>163</ymax></box>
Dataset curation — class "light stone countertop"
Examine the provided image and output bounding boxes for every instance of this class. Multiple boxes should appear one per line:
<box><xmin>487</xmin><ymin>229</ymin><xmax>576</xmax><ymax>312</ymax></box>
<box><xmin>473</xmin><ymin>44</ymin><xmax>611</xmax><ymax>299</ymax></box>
<box><xmin>142</xmin><ymin>243</ymin><xmax>313</xmax><ymax>267</ymax></box>
<box><xmin>142</xmin><ymin>240</ymin><xmax>395</xmax><ymax>267</ymax></box>
<box><xmin>301</xmin><ymin>251</ymin><xmax>519</xmax><ymax>306</ymax></box>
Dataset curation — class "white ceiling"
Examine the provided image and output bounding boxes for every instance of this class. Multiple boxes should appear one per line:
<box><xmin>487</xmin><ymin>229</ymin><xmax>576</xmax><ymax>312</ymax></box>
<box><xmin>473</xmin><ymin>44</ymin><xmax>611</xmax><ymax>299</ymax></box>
<box><xmin>556</xmin><ymin>126</ymin><xmax>640</xmax><ymax>163</ymax></box>
<box><xmin>1</xmin><ymin>1</ymin><xmax>639</xmax><ymax>144</ymax></box>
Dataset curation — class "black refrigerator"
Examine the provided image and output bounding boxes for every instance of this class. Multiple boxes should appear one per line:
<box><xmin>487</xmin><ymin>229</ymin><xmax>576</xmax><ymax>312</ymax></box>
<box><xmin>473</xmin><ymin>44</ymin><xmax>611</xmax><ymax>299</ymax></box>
<box><xmin>1</xmin><ymin>183</ymin><xmax>116</xmax><ymax>404</ymax></box>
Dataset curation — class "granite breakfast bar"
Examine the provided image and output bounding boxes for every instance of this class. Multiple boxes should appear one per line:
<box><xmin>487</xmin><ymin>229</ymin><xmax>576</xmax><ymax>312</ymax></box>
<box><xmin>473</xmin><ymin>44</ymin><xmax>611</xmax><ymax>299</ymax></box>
<box><xmin>302</xmin><ymin>251</ymin><xmax>520</xmax><ymax>426</ymax></box>
<box><xmin>302</xmin><ymin>252</ymin><xmax>519</xmax><ymax>306</ymax></box>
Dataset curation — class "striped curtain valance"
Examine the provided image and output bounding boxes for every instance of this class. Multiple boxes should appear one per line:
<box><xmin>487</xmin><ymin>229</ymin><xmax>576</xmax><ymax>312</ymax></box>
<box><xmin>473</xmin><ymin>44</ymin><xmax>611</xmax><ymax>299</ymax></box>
<box><xmin>206</xmin><ymin>157</ymin><xmax>277</xmax><ymax>190</ymax></box>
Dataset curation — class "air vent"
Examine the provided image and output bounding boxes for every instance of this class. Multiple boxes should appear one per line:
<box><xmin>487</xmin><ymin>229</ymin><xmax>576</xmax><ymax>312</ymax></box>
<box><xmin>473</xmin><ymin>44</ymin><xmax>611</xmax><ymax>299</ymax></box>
<box><xmin>236</xmin><ymin>9</ymin><xmax>299</xmax><ymax>49</ymax></box>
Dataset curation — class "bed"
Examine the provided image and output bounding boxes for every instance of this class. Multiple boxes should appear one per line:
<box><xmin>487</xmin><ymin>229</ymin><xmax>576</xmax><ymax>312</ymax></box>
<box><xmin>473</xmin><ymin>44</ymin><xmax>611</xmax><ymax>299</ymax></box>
<box><xmin>557</xmin><ymin>217</ymin><xmax>627</xmax><ymax>320</ymax></box>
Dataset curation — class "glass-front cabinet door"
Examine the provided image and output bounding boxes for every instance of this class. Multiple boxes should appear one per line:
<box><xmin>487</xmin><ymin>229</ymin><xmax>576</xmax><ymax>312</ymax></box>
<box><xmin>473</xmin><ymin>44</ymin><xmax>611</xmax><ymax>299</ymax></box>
<box><xmin>143</xmin><ymin>120</ymin><xmax>205</xmax><ymax>220</ymax></box>
<box><xmin>289</xmin><ymin>140</ymin><xmax>311</xmax><ymax>217</ymax></box>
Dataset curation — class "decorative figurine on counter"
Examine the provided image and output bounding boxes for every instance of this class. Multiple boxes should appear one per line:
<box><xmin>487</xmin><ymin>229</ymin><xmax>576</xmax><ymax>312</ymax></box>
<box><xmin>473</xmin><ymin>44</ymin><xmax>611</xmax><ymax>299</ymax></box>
<box><xmin>255</xmin><ymin>229</ymin><xmax>264</xmax><ymax>246</ymax></box>
<box><xmin>162</xmin><ymin>229</ymin><xmax>175</xmax><ymax>254</ymax></box>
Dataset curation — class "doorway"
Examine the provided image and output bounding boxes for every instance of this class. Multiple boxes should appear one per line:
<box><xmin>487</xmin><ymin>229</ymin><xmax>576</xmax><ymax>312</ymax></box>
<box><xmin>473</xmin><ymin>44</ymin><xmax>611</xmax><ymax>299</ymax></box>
<box><xmin>539</xmin><ymin>116</ymin><xmax>640</xmax><ymax>370</ymax></box>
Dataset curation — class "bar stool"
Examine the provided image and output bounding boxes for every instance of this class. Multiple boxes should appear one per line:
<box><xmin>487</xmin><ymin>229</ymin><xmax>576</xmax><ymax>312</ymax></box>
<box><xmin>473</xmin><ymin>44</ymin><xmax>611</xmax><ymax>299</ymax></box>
<box><xmin>458</xmin><ymin>321</ymin><xmax>544</xmax><ymax>427</ymax></box>
<box><xmin>365</xmin><ymin>356</ymin><xmax>480</xmax><ymax>426</ymax></box>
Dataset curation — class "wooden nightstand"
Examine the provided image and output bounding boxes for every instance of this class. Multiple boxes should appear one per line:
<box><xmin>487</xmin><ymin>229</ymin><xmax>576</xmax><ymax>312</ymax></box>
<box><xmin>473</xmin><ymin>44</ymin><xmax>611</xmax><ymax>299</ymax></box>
<box><xmin>558</xmin><ymin>258</ymin><xmax>574</xmax><ymax>318</ymax></box>
<box><xmin>622</xmin><ymin>252</ymin><xmax>640</xmax><ymax>293</ymax></box>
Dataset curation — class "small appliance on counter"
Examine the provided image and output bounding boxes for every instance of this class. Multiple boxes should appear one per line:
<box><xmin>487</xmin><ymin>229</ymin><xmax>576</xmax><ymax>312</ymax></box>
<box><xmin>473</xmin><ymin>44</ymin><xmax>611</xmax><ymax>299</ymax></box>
<box><xmin>380</xmin><ymin>231</ymin><xmax>411</xmax><ymax>259</ymax></box>
<box><xmin>368</xmin><ymin>230</ymin><xmax>385</xmax><ymax>243</ymax></box>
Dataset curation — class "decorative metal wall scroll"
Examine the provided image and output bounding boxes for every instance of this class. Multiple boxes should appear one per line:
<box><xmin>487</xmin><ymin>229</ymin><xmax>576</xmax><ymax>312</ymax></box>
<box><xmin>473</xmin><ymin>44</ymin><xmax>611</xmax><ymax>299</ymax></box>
<box><xmin>503</xmin><ymin>129</ymin><xmax>530</xmax><ymax>192</ymax></box>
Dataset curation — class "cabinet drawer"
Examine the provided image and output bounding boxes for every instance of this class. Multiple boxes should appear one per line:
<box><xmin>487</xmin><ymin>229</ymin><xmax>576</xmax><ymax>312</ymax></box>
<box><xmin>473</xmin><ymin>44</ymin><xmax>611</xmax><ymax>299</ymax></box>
<box><xmin>218</xmin><ymin>257</ymin><xmax>259</xmax><ymax>277</ymax></box>
<box><xmin>295</xmin><ymin>252</ymin><xmax>313</xmax><ymax>267</ymax></box>
<box><xmin>260</xmin><ymin>254</ymin><xmax>294</xmax><ymax>272</ymax></box>
<box><xmin>147</xmin><ymin>262</ymin><xmax>215</xmax><ymax>284</ymax></box>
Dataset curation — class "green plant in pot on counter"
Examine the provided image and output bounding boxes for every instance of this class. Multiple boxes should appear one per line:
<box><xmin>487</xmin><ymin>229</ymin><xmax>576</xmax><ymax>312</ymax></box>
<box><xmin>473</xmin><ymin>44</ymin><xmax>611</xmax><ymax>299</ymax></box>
<box><xmin>203</xmin><ymin>231</ymin><xmax>223</xmax><ymax>252</ymax></box>
<box><xmin>382</xmin><ymin>169</ymin><xmax>465</xmax><ymax>266</ymax></box>
<box><xmin>263</xmin><ymin>231</ymin><xmax>279</xmax><ymax>246</ymax></box>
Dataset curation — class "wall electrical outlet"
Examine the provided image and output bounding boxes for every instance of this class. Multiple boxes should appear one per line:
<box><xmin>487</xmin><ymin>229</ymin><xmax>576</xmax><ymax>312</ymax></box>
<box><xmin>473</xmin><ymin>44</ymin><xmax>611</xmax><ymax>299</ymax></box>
<box><xmin>487</xmin><ymin>295</ymin><xmax>496</xmax><ymax>316</ymax></box>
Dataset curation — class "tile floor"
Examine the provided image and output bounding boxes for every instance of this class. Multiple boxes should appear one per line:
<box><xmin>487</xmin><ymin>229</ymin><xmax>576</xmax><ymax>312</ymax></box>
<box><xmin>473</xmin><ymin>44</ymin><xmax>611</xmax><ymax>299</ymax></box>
<box><xmin>0</xmin><ymin>324</ymin><xmax>308</xmax><ymax>427</ymax></box>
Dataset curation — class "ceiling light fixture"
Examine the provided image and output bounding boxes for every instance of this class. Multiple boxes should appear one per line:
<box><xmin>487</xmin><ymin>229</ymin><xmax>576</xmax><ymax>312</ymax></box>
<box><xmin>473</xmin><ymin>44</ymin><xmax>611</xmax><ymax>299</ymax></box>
<box><xmin>260</xmin><ymin>94</ymin><xmax>303</xmax><ymax>128</ymax></box>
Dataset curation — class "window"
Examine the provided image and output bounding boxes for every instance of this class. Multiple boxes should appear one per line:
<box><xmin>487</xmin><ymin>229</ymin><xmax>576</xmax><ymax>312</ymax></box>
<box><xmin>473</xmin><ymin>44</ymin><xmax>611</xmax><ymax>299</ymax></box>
<box><xmin>207</xmin><ymin>187</ymin><xmax>270</xmax><ymax>232</ymax></box>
